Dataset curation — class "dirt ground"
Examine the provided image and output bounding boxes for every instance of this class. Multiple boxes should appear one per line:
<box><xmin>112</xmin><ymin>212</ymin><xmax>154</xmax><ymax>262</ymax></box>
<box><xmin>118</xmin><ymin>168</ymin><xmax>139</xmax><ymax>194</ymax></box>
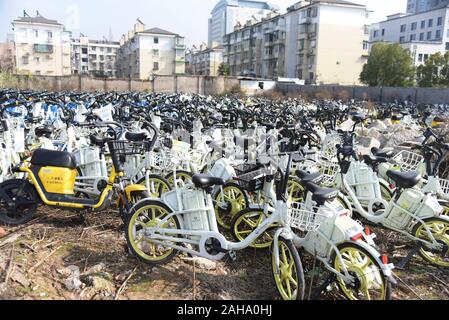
<box><xmin>0</xmin><ymin>208</ymin><xmax>448</xmax><ymax>300</ymax></box>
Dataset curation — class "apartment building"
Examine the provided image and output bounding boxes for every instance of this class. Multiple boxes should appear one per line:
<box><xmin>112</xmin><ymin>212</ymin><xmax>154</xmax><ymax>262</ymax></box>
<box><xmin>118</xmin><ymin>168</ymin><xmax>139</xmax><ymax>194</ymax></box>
<box><xmin>117</xmin><ymin>21</ymin><xmax>185</xmax><ymax>79</ymax></box>
<box><xmin>208</xmin><ymin>0</ymin><xmax>279</xmax><ymax>46</ymax></box>
<box><xmin>12</xmin><ymin>12</ymin><xmax>72</xmax><ymax>76</ymax></box>
<box><xmin>283</xmin><ymin>0</ymin><xmax>369</xmax><ymax>85</ymax></box>
<box><xmin>223</xmin><ymin>11</ymin><xmax>286</xmax><ymax>78</ymax></box>
<box><xmin>407</xmin><ymin>0</ymin><xmax>449</xmax><ymax>14</ymax></box>
<box><xmin>72</xmin><ymin>36</ymin><xmax>119</xmax><ymax>77</ymax></box>
<box><xmin>370</xmin><ymin>4</ymin><xmax>449</xmax><ymax>66</ymax></box>
<box><xmin>186</xmin><ymin>44</ymin><xmax>224</xmax><ymax>76</ymax></box>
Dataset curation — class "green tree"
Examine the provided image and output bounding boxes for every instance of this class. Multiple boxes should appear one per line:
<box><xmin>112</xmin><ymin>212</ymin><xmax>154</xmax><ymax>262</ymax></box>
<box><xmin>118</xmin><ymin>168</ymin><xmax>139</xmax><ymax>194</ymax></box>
<box><xmin>218</xmin><ymin>63</ymin><xmax>230</xmax><ymax>76</ymax></box>
<box><xmin>360</xmin><ymin>43</ymin><xmax>415</xmax><ymax>87</ymax></box>
<box><xmin>416</xmin><ymin>52</ymin><xmax>449</xmax><ymax>87</ymax></box>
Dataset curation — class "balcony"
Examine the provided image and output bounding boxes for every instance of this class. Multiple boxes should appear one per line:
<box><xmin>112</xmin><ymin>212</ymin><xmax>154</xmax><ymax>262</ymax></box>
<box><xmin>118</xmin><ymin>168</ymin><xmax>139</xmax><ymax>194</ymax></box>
<box><xmin>34</xmin><ymin>44</ymin><xmax>53</xmax><ymax>54</ymax></box>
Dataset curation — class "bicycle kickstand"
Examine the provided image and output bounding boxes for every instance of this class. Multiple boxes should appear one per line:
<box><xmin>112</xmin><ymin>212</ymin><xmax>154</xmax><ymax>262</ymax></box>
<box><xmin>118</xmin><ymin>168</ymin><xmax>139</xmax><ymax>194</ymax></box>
<box><xmin>309</xmin><ymin>274</ymin><xmax>336</xmax><ymax>300</ymax></box>
<box><xmin>395</xmin><ymin>243</ymin><xmax>423</xmax><ymax>270</ymax></box>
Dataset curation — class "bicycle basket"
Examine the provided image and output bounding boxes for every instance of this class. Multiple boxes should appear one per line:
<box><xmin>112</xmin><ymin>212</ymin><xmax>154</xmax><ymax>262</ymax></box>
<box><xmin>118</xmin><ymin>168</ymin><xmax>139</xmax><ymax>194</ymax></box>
<box><xmin>288</xmin><ymin>202</ymin><xmax>327</xmax><ymax>232</ymax></box>
<box><xmin>234</xmin><ymin>163</ymin><xmax>261</xmax><ymax>176</ymax></box>
<box><xmin>236</xmin><ymin>168</ymin><xmax>273</xmax><ymax>192</ymax></box>
<box><xmin>393</xmin><ymin>150</ymin><xmax>424</xmax><ymax>172</ymax></box>
<box><xmin>439</xmin><ymin>178</ymin><xmax>449</xmax><ymax>198</ymax></box>
<box><xmin>107</xmin><ymin>140</ymin><xmax>128</xmax><ymax>171</ymax></box>
<box><xmin>316</xmin><ymin>159</ymin><xmax>340</xmax><ymax>187</ymax></box>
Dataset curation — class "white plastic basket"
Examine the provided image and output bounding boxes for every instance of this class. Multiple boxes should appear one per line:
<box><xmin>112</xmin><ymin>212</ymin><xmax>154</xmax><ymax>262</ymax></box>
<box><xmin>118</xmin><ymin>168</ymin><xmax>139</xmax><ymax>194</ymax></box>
<box><xmin>393</xmin><ymin>150</ymin><xmax>424</xmax><ymax>172</ymax></box>
<box><xmin>316</xmin><ymin>159</ymin><xmax>340</xmax><ymax>187</ymax></box>
<box><xmin>439</xmin><ymin>178</ymin><xmax>449</xmax><ymax>198</ymax></box>
<box><xmin>322</xmin><ymin>133</ymin><xmax>343</xmax><ymax>158</ymax></box>
<box><xmin>288</xmin><ymin>202</ymin><xmax>327</xmax><ymax>232</ymax></box>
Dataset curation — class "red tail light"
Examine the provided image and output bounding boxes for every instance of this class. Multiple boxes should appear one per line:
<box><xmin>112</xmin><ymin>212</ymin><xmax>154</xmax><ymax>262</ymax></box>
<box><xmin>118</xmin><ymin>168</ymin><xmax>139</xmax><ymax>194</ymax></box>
<box><xmin>381</xmin><ymin>254</ymin><xmax>389</xmax><ymax>265</ymax></box>
<box><xmin>389</xmin><ymin>183</ymin><xmax>395</xmax><ymax>189</ymax></box>
<box><xmin>351</xmin><ymin>233</ymin><xmax>363</xmax><ymax>241</ymax></box>
<box><xmin>365</xmin><ymin>227</ymin><xmax>371</xmax><ymax>236</ymax></box>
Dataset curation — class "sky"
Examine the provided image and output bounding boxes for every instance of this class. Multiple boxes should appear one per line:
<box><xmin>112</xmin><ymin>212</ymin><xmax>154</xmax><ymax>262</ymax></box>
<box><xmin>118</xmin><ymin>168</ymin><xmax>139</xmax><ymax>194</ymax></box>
<box><xmin>0</xmin><ymin>0</ymin><xmax>407</xmax><ymax>46</ymax></box>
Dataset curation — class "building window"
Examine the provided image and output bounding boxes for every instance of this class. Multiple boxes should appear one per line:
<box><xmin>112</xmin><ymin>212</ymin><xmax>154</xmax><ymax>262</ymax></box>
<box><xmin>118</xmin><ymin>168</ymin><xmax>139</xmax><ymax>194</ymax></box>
<box><xmin>428</xmin><ymin>19</ymin><xmax>433</xmax><ymax>27</ymax></box>
<box><xmin>82</xmin><ymin>48</ymin><xmax>88</xmax><ymax>54</ymax></box>
<box><xmin>91</xmin><ymin>47</ymin><xmax>96</xmax><ymax>51</ymax></box>
<box><xmin>424</xmin><ymin>54</ymin><xmax>429</xmax><ymax>61</ymax></box>
<box><xmin>446</xmin><ymin>42</ymin><xmax>449</xmax><ymax>50</ymax></box>
<box><xmin>438</xmin><ymin>16</ymin><xmax>443</xmax><ymax>26</ymax></box>
<box><xmin>48</xmin><ymin>31</ymin><xmax>52</xmax><ymax>38</ymax></box>
<box><xmin>154</xmin><ymin>37</ymin><xmax>159</xmax><ymax>44</ymax></box>
<box><xmin>411</xmin><ymin>22</ymin><xmax>417</xmax><ymax>31</ymax></box>
<box><xmin>418</xmin><ymin>54</ymin><xmax>423</xmax><ymax>62</ymax></box>
<box><xmin>382</xmin><ymin>28</ymin><xmax>385</xmax><ymax>36</ymax></box>
<box><xmin>427</xmin><ymin>31</ymin><xmax>432</xmax><ymax>40</ymax></box>
<box><xmin>363</xmin><ymin>41</ymin><xmax>368</xmax><ymax>50</ymax></box>
<box><xmin>410</xmin><ymin>34</ymin><xmax>416</xmax><ymax>41</ymax></box>
<box><xmin>22</xmin><ymin>56</ymin><xmax>29</xmax><ymax>65</ymax></box>
<box><xmin>399</xmin><ymin>36</ymin><xmax>405</xmax><ymax>43</ymax></box>
<box><xmin>400</xmin><ymin>24</ymin><xmax>406</xmax><ymax>32</ymax></box>
<box><xmin>107</xmin><ymin>47</ymin><xmax>112</xmax><ymax>53</ymax></box>
<box><xmin>436</xmin><ymin>29</ymin><xmax>442</xmax><ymax>39</ymax></box>
<box><xmin>35</xmin><ymin>57</ymin><xmax>40</xmax><ymax>63</ymax></box>
<box><xmin>153</xmin><ymin>62</ymin><xmax>159</xmax><ymax>70</ymax></box>
<box><xmin>373</xmin><ymin>30</ymin><xmax>379</xmax><ymax>37</ymax></box>
<box><xmin>421</xmin><ymin>20</ymin><xmax>425</xmax><ymax>29</ymax></box>
<box><xmin>82</xmin><ymin>58</ymin><xmax>88</xmax><ymax>62</ymax></box>
<box><xmin>420</xmin><ymin>32</ymin><xmax>424</xmax><ymax>40</ymax></box>
<box><xmin>34</xmin><ymin>30</ymin><xmax>38</xmax><ymax>37</ymax></box>
<box><xmin>153</xmin><ymin>49</ymin><xmax>159</xmax><ymax>56</ymax></box>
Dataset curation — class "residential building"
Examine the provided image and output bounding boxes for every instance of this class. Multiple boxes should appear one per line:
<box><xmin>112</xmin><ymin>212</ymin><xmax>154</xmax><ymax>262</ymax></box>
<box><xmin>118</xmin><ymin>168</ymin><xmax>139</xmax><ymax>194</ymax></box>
<box><xmin>117</xmin><ymin>21</ymin><xmax>186</xmax><ymax>79</ymax></box>
<box><xmin>0</xmin><ymin>35</ymin><xmax>16</xmax><ymax>73</ymax></box>
<box><xmin>208</xmin><ymin>0</ymin><xmax>279</xmax><ymax>46</ymax></box>
<box><xmin>71</xmin><ymin>36</ymin><xmax>119</xmax><ymax>77</ymax></box>
<box><xmin>223</xmin><ymin>11</ymin><xmax>286</xmax><ymax>78</ymax></box>
<box><xmin>12</xmin><ymin>12</ymin><xmax>72</xmax><ymax>76</ymax></box>
<box><xmin>370</xmin><ymin>4</ymin><xmax>449</xmax><ymax>65</ymax></box>
<box><xmin>186</xmin><ymin>43</ymin><xmax>224</xmax><ymax>76</ymax></box>
<box><xmin>407</xmin><ymin>0</ymin><xmax>449</xmax><ymax>14</ymax></box>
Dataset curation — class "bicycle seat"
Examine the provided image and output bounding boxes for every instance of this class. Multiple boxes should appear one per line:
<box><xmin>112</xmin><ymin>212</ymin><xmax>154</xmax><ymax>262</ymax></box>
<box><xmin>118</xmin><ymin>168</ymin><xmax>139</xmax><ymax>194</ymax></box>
<box><xmin>35</xmin><ymin>126</ymin><xmax>52</xmax><ymax>138</ymax></box>
<box><xmin>89</xmin><ymin>134</ymin><xmax>110</xmax><ymax>148</ymax></box>
<box><xmin>302</xmin><ymin>181</ymin><xmax>338</xmax><ymax>205</ymax></box>
<box><xmin>371</xmin><ymin>147</ymin><xmax>394</xmax><ymax>158</ymax></box>
<box><xmin>125</xmin><ymin>131</ymin><xmax>147</xmax><ymax>142</ymax></box>
<box><xmin>351</xmin><ymin>113</ymin><xmax>367</xmax><ymax>123</ymax></box>
<box><xmin>192</xmin><ymin>174</ymin><xmax>225</xmax><ymax>191</ymax></box>
<box><xmin>391</xmin><ymin>114</ymin><xmax>403</xmax><ymax>121</ymax></box>
<box><xmin>363</xmin><ymin>155</ymin><xmax>388</xmax><ymax>167</ymax></box>
<box><xmin>386</xmin><ymin>170</ymin><xmax>421</xmax><ymax>189</ymax></box>
<box><xmin>296</xmin><ymin>170</ymin><xmax>323</xmax><ymax>184</ymax></box>
<box><xmin>31</xmin><ymin>149</ymin><xmax>77</xmax><ymax>169</ymax></box>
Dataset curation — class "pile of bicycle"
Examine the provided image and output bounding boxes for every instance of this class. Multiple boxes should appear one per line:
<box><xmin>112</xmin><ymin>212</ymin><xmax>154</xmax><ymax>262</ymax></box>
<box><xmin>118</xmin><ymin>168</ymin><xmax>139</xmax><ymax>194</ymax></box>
<box><xmin>0</xmin><ymin>88</ymin><xmax>448</xmax><ymax>300</ymax></box>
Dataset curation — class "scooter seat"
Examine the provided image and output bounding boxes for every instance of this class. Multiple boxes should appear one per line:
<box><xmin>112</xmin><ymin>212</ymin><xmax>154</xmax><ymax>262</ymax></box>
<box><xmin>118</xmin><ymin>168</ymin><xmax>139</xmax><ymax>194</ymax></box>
<box><xmin>35</xmin><ymin>126</ymin><xmax>53</xmax><ymax>138</ymax></box>
<box><xmin>350</xmin><ymin>113</ymin><xmax>367</xmax><ymax>123</ymax></box>
<box><xmin>125</xmin><ymin>131</ymin><xmax>147</xmax><ymax>142</ymax></box>
<box><xmin>386</xmin><ymin>170</ymin><xmax>421</xmax><ymax>189</ymax></box>
<box><xmin>302</xmin><ymin>181</ymin><xmax>338</xmax><ymax>205</ymax></box>
<box><xmin>296</xmin><ymin>170</ymin><xmax>323</xmax><ymax>184</ymax></box>
<box><xmin>31</xmin><ymin>149</ymin><xmax>77</xmax><ymax>169</ymax></box>
<box><xmin>363</xmin><ymin>155</ymin><xmax>388</xmax><ymax>167</ymax></box>
<box><xmin>192</xmin><ymin>174</ymin><xmax>225</xmax><ymax>191</ymax></box>
<box><xmin>371</xmin><ymin>147</ymin><xmax>394</xmax><ymax>158</ymax></box>
<box><xmin>89</xmin><ymin>134</ymin><xmax>110</xmax><ymax>147</ymax></box>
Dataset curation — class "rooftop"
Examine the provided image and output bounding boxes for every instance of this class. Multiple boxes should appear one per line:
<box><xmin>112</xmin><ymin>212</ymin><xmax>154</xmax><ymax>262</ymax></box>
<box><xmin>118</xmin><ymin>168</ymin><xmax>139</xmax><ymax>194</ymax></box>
<box><xmin>141</xmin><ymin>27</ymin><xmax>181</xmax><ymax>37</ymax></box>
<box><xmin>12</xmin><ymin>13</ymin><xmax>62</xmax><ymax>26</ymax></box>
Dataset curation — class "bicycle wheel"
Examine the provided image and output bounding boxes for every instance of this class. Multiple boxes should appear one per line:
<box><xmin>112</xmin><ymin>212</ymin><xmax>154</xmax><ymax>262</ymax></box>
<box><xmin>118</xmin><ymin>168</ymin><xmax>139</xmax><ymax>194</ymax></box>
<box><xmin>271</xmin><ymin>236</ymin><xmax>305</xmax><ymax>300</ymax></box>
<box><xmin>230</xmin><ymin>208</ymin><xmax>277</xmax><ymax>249</ymax></box>
<box><xmin>333</xmin><ymin>243</ymin><xmax>391</xmax><ymax>300</ymax></box>
<box><xmin>380</xmin><ymin>183</ymin><xmax>393</xmax><ymax>202</ymax></box>
<box><xmin>287</xmin><ymin>177</ymin><xmax>305</xmax><ymax>203</ymax></box>
<box><xmin>165</xmin><ymin>170</ymin><xmax>193</xmax><ymax>187</ymax></box>
<box><xmin>412</xmin><ymin>217</ymin><xmax>449</xmax><ymax>267</ymax></box>
<box><xmin>137</xmin><ymin>174</ymin><xmax>171</xmax><ymax>198</ymax></box>
<box><xmin>213</xmin><ymin>182</ymin><xmax>248</xmax><ymax>230</ymax></box>
<box><xmin>126</xmin><ymin>200</ymin><xmax>180</xmax><ymax>265</ymax></box>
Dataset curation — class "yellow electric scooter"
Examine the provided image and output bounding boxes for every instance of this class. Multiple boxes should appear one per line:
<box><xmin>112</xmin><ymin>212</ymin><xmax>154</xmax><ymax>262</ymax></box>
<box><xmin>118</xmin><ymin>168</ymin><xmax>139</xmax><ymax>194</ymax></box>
<box><xmin>0</xmin><ymin>126</ymin><xmax>155</xmax><ymax>225</ymax></box>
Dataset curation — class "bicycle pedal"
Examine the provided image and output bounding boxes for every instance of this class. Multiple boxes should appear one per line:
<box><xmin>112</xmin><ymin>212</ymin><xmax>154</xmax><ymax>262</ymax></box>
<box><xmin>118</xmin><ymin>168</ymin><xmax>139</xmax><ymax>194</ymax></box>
<box><xmin>228</xmin><ymin>251</ymin><xmax>237</xmax><ymax>261</ymax></box>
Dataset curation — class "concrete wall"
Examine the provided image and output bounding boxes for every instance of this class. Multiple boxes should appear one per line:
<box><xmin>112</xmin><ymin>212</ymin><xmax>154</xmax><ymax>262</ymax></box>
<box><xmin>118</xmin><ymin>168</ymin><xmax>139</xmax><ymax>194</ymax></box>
<box><xmin>277</xmin><ymin>83</ymin><xmax>449</xmax><ymax>104</ymax></box>
<box><xmin>3</xmin><ymin>74</ymin><xmax>240</xmax><ymax>94</ymax></box>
